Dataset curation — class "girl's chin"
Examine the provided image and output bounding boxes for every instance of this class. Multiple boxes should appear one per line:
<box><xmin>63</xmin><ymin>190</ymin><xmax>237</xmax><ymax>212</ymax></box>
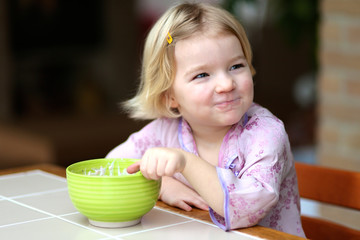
<box><xmin>221</xmin><ymin>115</ymin><xmax>244</xmax><ymax>126</ymax></box>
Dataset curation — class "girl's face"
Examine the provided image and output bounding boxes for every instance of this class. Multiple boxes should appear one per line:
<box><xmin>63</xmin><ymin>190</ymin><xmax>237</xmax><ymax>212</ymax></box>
<box><xmin>169</xmin><ymin>33</ymin><xmax>254</xmax><ymax>130</ymax></box>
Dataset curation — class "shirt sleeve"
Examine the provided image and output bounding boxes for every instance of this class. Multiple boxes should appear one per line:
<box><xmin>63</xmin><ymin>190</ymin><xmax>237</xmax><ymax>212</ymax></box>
<box><xmin>210</xmin><ymin>116</ymin><xmax>292</xmax><ymax>231</ymax></box>
<box><xmin>106</xmin><ymin>118</ymin><xmax>180</xmax><ymax>159</ymax></box>
<box><xmin>106</xmin><ymin>120</ymin><xmax>161</xmax><ymax>159</ymax></box>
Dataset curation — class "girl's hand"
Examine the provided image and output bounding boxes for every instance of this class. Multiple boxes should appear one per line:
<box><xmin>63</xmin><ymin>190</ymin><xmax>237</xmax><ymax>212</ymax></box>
<box><xmin>126</xmin><ymin>147</ymin><xmax>221</xmax><ymax>214</ymax></box>
<box><xmin>159</xmin><ymin>176</ymin><xmax>209</xmax><ymax>211</ymax></box>
<box><xmin>127</xmin><ymin>148</ymin><xmax>186</xmax><ymax>180</ymax></box>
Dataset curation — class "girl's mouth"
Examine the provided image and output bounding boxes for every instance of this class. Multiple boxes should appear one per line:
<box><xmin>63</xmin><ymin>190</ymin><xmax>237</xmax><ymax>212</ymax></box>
<box><xmin>215</xmin><ymin>98</ymin><xmax>241</xmax><ymax>110</ymax></box>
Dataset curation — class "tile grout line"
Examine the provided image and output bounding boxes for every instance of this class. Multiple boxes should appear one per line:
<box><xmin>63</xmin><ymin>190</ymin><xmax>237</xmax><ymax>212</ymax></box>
<box><xmin>57</xmin><ymin>211</ymin><xmax>79</xmax><ymax>217</ymax></box>
<box><xmin>0</xmin><ymin>171</ymin><xmax>121</xmax><ymax>239</ymax></box>
<box><xmin>98</xmin><ymin>235</ymin><xmax>125</xmax><ymax>240</ymax></box>
<box><xmin>115</xmin><ymin>220</ymin><xmax>195</xmax><ymax>238</ymax></box>
<box><xmin>1</xmin><ymin>171</ymin><xmax>265</xmax><ymax>239</ymax></box>
<box><xmin>0</xmin><ymin>216</ymin><xmax>54</xmax><ymax>229</ymax></box>
<box><xmin>154</xmin><ymin>207</ymin><xmax>266</xmax><ymax>240</ymax></box>
<box><xmin>0</xmin><ymin>195</ymin><xmax>58</xmax><ymax>229</ymax></box>
<box><xmin>0</xmin><ymin>170</ymin><xmax>68</xmax><ymax>204</ymax></box>
<box><xmin>9</xmin><ymin>187</ymin><xmax>68</xmax><ymax>200</ymax></box>
<box><xmin>36</xmin><ymin>170</ymin><xmax>67</xmax><ymax>182</ymax></box>
<box><xmin>0</xmin><ymin>170</ymin><xmax>66</xmax><ymax>183</ymax></box>
<box><xmin>0</xmin><ymin>170</ymin><xmax>68</xmax><ymax>200</ymax></box>
<box><xmin>0</xmin><ymin>195</ymin><xmax>115</xmax><ymax>238</ymax></box>
<box><xmin>0</xmin><ymin>171</ymin><xmax>38</xmax><ymax>180</ymax></box>
<box><xmin>154</xmin><ymin>207</ymin><xmax>217</xmax><ymax>227</ymax></box>
<box><xmin>154</xmin><ymin>206</ymin><xmax>198</xmax><ymax>221</ymax></box>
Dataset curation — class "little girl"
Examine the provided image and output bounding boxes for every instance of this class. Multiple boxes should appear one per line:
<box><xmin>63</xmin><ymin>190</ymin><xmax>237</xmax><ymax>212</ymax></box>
<box><xmin>107</xmin><ymin>3</ymin><xmax>305</xmax><ymax>238</ymax></box>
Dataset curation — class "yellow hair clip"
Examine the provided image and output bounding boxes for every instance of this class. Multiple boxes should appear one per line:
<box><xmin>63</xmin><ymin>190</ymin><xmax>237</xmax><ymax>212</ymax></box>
<box><xmin>166</xmin><ymin>32</ymin><xmax>173</xmax><ymax>44</ymax></box>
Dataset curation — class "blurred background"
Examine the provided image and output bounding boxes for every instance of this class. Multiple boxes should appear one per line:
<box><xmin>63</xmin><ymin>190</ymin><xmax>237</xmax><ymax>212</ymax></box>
<box><xmin>0</xmin><ymin>0</ymin><xmax>359</xmax><ymax>231</ymax></box>
<box><xmin>0</xmin><ymin>0</ymin><xmax>359</xmax><ymax>172</ymax></box>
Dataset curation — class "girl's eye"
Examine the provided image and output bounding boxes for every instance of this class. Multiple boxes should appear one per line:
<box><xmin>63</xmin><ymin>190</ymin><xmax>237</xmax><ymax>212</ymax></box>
<box><xmin>230</xmin><ymin>64</ymin><xmax>244</xmax><ymax>70</ymax></box>
<box><xmin>193</xmin><ymin>73</ymin><xmax>209</xmax><ymax>79</ymax></box>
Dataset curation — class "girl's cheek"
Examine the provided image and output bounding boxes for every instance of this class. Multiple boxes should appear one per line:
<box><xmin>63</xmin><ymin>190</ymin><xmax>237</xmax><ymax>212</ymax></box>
<box><xmin>240</xmin><ymin>77</ymin><xmax>253</xmax><ymax>92</ymax></box>
<box><xmin>192</xmin><ymin>83</ymin><xmax>212</xmax><ymax>95</ymax></box>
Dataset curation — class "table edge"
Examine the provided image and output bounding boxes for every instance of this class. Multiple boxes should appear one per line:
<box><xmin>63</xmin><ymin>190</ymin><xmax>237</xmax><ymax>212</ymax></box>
<box><xmin>0</xmin><ymin>164</ymin><xmax>306</xmax><ymax>240</ymax></box>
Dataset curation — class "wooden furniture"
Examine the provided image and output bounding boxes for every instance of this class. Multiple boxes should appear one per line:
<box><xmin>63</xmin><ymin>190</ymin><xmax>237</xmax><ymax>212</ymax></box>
<box><xmin>295</xmin><ymin>162</ymin><xmax>360</xmax><ymax>240</ymax></box>
<box><xmin>0</xmin><ymin>164</ymin><xmax>305</xmax><ymax>240</ymax></box>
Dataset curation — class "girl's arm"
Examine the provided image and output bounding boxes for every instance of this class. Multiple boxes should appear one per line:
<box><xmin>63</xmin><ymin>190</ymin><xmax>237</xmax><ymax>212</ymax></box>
<box><xmin>160</xmin><ymin>176</ymin><xmax>209</xmax><ymax>211</ymax></box>
<box><xmin>107</xmin><ymin>118</ymin><xmax>210</xmax><ymax>212</ymax></box>
<box><xmin>128</xmin><ymin>147</ymin><xmax>225</xmax><ymax>216</ymax></box>
<box><xmin>180</xmin><ymin>150</ymin><xmax>225</xmax><ymax>216</ymax></box>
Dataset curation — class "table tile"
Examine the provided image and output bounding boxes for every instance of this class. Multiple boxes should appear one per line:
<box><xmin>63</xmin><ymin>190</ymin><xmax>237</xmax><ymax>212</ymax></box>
<box><xmin>0</xmin><ymin>200</ymin><xmax>49</xmax><ymax>226</ymax></box>
<box><xmin>0</xmin><ymin>171</ymin><xmax>66</xmax><ymax>197</ymax></box>
<box><xmin>63</xmin><ymin>208</ymin><xmax>194</xmax><ymax>237</ymax></box>
<box><xmin>121</xmin><ymin>221</ymin><xmax>261</xmax><ymax>240</ymax></box>
<box><xmin>15</xmin><ymin>189</ymin><xmax>77</xmax><ymax>215</ymax></box>
<box><xmin>0</xmin><ymin>217</ymin><xmax>112</xmax><ymax>240</ymax></box>
<box><xmin>0</xmin><ymin>170</ymin><xmax>267</xmax><ymax>240</ymax></box>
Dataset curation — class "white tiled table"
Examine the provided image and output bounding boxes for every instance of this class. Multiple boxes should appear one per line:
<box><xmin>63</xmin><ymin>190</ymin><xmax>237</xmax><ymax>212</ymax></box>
<box><xmin>0</xmin><ymin>165</ymin><xmax>304</xmax><ymax>240</ymax></box>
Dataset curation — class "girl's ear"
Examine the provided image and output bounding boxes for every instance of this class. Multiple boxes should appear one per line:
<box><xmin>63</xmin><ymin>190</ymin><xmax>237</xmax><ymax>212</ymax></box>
<box><xmin>167</xmin><ymin>91</ymin><xmax>179</xmax><ymax>108</ymax></box>
<box><xmin>169</xmin><ymin>96</ymin><xmax>179</xmax><ymax>108</ymax></box>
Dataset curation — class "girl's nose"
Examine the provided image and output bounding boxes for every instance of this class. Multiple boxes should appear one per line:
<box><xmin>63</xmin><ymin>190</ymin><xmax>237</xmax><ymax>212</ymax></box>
<box><xmin>215</xmin><ymin>74</ymin><xmax>235</xmax><ymax>93</ymax></box>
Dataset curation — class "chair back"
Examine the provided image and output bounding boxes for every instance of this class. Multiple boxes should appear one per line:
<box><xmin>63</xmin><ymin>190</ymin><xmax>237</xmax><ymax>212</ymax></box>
<box><xmin>295</xmin><ymin>162</ymin><xmax>360</xmax><ymax>240</ymax></box>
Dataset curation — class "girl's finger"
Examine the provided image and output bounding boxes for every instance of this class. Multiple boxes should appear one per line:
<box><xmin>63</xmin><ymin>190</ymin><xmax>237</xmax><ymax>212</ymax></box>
<box><xmin>156</xmin><ymin>157</ymin><xmax>167</xmax><ymax>177</ymax></box>
<box><xmin>175</xmin><ymin>200</ymin><xmax>193</xmax><ymax>212</ymax></box>
<box><xmin>191</xmin><ymin>199</ymin><xmax>209</xmax><ymax>211</ymax></box>
<box><xmin>126</xmin><ymin>161</ymin><xmax>141</xmax><ymax>174</ymax></box>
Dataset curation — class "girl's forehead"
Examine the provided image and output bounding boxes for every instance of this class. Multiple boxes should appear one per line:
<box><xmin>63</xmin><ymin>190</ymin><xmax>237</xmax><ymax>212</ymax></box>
<box><xmin>174</xmin><ymin>31</ymin><xmax>241</xmax><ymax>50</ymax></box>
<box><xmin>173</xmin><ymin>34</ymin><xmax>244</xmax><ymax>68</ymax></box>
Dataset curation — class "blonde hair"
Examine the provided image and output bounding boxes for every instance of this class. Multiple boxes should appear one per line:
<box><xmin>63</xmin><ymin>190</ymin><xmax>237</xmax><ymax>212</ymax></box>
<box><xmin>123</xmin><ymin>3</ymin><xmax>255</xmax><ymax>120</ymax></box>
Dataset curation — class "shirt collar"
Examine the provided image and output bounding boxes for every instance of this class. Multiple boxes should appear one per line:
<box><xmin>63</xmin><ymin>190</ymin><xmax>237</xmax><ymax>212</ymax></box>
<box><xmin>177</xmin><ymin>114</ymin><xmax>248</xmax><ymax>167</ymax></box>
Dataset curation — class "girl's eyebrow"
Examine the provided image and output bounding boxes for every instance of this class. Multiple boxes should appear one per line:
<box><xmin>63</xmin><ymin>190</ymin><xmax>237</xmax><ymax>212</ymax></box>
<box><xmin>184</xmin><ymin>54</ymin><xmax>246</xmax><ymax>77</ymax></box>
<box><xmin>230</xmin><ymin>54</ymin><xmax>246</xmax><ymax>62</ymax></box>
<box><xmin>184</xmin><ymin>64</ymin><xmax>209</xmax><ymax>78</ymax></box>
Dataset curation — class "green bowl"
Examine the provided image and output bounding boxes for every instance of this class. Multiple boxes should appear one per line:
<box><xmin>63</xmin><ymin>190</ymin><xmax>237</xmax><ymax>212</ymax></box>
<box><xmin>66</xmin><ymin>158</ymin><xmax>161</xmax><ymax>228</ymax></box>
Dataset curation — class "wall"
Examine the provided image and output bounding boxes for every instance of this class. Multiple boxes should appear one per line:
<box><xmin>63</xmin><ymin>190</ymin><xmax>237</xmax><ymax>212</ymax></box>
<box><xmin>0</xmin><ymin>1</ymin><xmax>143</xmax><ymax>169</ymax></box>
<box><xmin>318</xmin><ymin>0</ymin><xmax>360</xmax><ymax>170</ymax></box>
<box><xmin>0</xmin><ymin>1</ymin><xmax>137</xmax><ymax>119</ymax></box>
<box><xmin>0</xmin><ymin>0</ymin><xmax>12</xmax><ymax>120</ymax></box>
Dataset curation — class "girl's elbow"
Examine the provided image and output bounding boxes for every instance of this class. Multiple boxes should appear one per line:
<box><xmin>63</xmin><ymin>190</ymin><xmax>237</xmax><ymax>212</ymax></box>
<box><xmin>246</xmin><ymin>191</ymin><xmax>279</xmax><ymax>227</ymax></box>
